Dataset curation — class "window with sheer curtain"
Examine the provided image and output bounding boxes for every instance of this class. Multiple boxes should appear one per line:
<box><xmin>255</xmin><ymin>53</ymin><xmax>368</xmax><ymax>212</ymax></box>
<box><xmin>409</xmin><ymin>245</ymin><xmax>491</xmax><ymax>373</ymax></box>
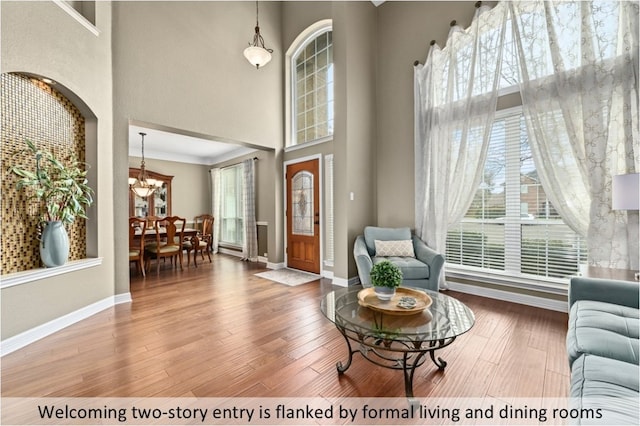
<box><xmin>445</xmin><ymin>109</ymin><xmax>587</xmax><ymax>280</ymax></box>
<box><xmin>416</xmin><ymin>0</ymin><xmax>637</xmax><ymax>288</ymax></box>
<box><xmin>220</xmin><ymin>164</ymin><xmax>243</xmax><ymax>247</ymax></box>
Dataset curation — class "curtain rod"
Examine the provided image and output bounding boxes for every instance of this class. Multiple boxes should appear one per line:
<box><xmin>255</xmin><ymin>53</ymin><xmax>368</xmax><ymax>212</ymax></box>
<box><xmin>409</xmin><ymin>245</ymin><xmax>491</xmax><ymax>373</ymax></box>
<box><xmin>413</xmin><ymin>1</ymin><xmax>482</xmax><ymax>66</ymax></box>
<box><xmin>209</xmin><ymin>156</ymin><xmax>258</xmax><ymax>172</ymax></box>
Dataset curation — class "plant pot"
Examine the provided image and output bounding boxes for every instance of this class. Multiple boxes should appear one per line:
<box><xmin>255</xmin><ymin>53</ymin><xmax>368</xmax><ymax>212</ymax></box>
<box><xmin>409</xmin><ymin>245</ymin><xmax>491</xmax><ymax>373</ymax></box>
<box><xmin>374</xmin><ymin>286</ymin><xmax>396</xmax><ymax>301</ymax></box>
<box><xmin>40</xmin><ymin>221</ymin><xmax>69</xmax><ymax>267</ymax></box>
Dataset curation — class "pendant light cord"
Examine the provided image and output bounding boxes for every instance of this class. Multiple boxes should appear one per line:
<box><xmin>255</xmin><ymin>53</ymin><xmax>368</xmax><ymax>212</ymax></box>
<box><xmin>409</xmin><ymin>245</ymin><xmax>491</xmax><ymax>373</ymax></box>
<box><xmin>139</xmin><ymin>132</ymin><xmax>147</xmax><ymax>172</ymax></box>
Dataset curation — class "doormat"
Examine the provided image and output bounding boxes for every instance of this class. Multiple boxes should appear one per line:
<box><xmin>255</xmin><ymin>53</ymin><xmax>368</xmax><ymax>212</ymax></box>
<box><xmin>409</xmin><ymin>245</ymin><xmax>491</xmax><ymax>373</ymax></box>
<box><xmin>254</xmin><ymin>268</ymin><xmax>320</xmax><ymax>286</ymax></box>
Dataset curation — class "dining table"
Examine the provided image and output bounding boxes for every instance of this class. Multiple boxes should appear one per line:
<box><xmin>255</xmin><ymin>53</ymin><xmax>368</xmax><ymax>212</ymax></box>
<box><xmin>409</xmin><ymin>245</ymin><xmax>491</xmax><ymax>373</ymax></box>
<box><xmin>133</xmin><ymin>226</ymin><xmax>204</xmax><ymax>268</ymax></box>
<box><xmin>134</xmin><ymin>226</ymin><xmax>198</xmax><ymax>238</ymax></box>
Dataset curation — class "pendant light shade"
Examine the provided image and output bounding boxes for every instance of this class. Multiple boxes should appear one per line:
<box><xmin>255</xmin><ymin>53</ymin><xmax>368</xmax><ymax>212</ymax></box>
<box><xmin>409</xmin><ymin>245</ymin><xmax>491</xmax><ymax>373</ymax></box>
<box><xmin>244</xmin><ymin>45</ymin><xmax>272</xmax><ymax>69</ymax></box>
<box><xmin>130</xmin><ymin>132</ymin><xmax>163</xmax><ymax>198</ymax></box>
<box><xmin>244</xmin><ymin>1</ymin><xmax>273</xmax><ymax>69</ymax></box>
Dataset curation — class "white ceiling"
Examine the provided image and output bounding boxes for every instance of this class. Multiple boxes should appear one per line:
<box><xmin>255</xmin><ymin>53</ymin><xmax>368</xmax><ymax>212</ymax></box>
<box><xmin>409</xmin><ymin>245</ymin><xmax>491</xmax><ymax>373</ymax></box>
<box><xmin>128</xmin><ymin>125</ymin><xmax>258</xmax><ymax>166</ymax></box>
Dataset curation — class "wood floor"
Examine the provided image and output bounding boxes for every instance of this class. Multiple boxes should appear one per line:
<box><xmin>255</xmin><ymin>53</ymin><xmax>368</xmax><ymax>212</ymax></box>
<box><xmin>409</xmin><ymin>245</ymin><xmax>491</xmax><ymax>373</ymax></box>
<box><xmin>1</xmin><ymin>254</ymin><xmax>570</xmax><ymax>399</ymax></box>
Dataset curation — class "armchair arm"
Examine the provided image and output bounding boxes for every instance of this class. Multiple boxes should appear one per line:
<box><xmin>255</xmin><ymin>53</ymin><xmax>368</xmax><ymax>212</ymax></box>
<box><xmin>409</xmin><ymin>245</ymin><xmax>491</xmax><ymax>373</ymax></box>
<box><xmin>569</xmin><ymin>277</ymin><xmax>639</xmax><ymax>309</ymax></box>
<box><xmin>412</xmin><ymin>235</ymin><xmax>445</xmax><ymax>290</ymax></box>
<box><xmin>354</xmin><ymin>235</ymin><xmax>373</xmax><ymax>287</ymax></box>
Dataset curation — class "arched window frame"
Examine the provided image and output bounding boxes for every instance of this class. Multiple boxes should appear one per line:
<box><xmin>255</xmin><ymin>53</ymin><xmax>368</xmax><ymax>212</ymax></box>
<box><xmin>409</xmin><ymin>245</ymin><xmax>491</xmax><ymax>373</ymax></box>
<box><xmin>285</xmin><ymin>19</ymin><xmax>333</xmax><ymax>150</ymax></box>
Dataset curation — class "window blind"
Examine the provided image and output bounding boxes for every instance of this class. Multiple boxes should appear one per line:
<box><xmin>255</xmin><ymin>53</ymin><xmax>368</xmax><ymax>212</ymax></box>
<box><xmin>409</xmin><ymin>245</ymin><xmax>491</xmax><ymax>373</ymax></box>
<box><xmin>220</xmin><ymin>164</ymin><xmax>244</xmax><ymax>246</ymax></box>
<box><xmin>446</xmin><ymin>109</ymin><xmax>587</xmax><ymax>281</ymax></box>
<box><xmin>325</xmin><ymin>154</ymin><xmax>334</xmax><ymax>264</ymax></box>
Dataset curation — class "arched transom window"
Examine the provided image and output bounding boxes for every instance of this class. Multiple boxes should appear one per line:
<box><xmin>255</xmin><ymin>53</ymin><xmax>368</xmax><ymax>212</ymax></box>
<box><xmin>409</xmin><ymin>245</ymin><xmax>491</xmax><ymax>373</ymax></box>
<box><xmin>289</xmin><ymin>21</ymin><xmax>333</xmax><ymax>147</ymax></box>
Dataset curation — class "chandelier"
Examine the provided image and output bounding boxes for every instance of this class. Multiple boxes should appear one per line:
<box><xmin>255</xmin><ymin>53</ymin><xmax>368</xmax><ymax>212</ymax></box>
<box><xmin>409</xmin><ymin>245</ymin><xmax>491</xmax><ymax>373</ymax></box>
<box><xmin>129</xmin><ymin>132</ymin><xmax>163</xmax><ymax>198</ymax></box>
<box><xmin>243</xmin><ymin>0</ymin><xmax>273</xmax><ymax>69</ymax></box>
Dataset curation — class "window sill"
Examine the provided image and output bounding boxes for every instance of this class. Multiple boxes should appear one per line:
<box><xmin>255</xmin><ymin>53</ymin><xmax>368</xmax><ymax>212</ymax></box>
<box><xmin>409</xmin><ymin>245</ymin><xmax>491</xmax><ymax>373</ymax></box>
<box><xmin>285</xmin><ymin>136</ymin><xmax>333</xmax><ymax>153</ymax></box>
<box><xmin>0</xmin><ymin>258</ymin><xmax>104</xmax><ymax>289</ymax></box>
<box><xmin>445</xmin><ymin>263</ymin><xmax>568</xmax><ymax>296</ymax></box>
<box><xmin>219</xmin><ymin>243</ymin><xmax>242</xmax><ymax>250</ymax></box>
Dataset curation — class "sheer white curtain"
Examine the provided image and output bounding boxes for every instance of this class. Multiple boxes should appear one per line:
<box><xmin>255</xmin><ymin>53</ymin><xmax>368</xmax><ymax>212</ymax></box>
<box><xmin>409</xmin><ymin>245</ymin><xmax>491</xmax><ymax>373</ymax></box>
<box><xmin>241</xmin><ymin>159</ymin><xmax>258</xmax><ymax>262</ymax></box>
<box><xmin>511</xmin><ymin>1</ymin><xmax>639</xmax><ymax>269</ymax></box>
<box><xmin>210</xmin><ymin>168</ymin><xmax>221</xmax><ymax>254</ymax></box>
<box><xmin>414</xmin><ymin>3</ymin><xmax>508</xmax><ymax>288</ymax></box>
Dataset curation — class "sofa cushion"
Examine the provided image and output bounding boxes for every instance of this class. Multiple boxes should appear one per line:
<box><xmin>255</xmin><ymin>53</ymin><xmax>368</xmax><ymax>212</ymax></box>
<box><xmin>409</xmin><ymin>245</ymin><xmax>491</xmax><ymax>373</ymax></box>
<box><xmin>567</xmin><ymin>300</ymin><xmax>639</xmax><ymax>366</ymax></box>
<box><xmin>570</xmin><ymin>354</ymin><xmax>639</xmax><ymax>425</ymax></box>
<box><xmin>372</xmin><ymin>256</ymin><xmax>429</xmax><ymax>280</ymax></box>
<box><xmin>364</xmin><ymin>227</ymin><xmax>412</xmax><ymax>256</ymax></box>
<box><xmin>375</xmin><ymin>240</ymin><xmax>415</xmax><ymax>257</ymax></box>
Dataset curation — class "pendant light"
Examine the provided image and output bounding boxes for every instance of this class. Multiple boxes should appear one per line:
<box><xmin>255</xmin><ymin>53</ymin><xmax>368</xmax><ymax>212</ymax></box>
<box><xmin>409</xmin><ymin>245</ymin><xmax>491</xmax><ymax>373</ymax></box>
<box><xmin>129</xmin><ymin>132</ymin><xmax>163</xmax><ymax>198</ymax></box>
<box><xmin>243</xmin><ymin>0</ymin><xmax>273</xmax><ymax>69</ymax></box>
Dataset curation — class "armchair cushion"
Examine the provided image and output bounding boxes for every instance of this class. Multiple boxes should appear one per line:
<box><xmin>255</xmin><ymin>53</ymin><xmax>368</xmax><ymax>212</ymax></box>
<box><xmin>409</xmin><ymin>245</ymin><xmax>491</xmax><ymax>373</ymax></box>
<box><xmin>372</xmin><ymin>256</ymin><xmax>429</xmax><ymax>280</ymax></box>
<box><xmin>356</xmin><ymin>227</ymin><xmax>444</xmax><ymax>291</ymax></box>
<box><xmin>364</xmin><ymin>226</ymin><xmax>411</xmax><ymax>256</ymax></box>
<box><xmin>374</xmin><ymin>240</ymin><xmax>415</xmax><ymax>257</ymax></box>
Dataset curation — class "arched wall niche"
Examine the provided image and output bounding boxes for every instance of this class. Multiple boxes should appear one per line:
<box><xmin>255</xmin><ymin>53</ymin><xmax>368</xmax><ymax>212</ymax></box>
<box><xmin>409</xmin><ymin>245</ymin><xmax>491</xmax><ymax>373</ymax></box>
<box><xmin>0</xmin><ymin>71</ymin><xmax>99</xmax><ymax>274</ymax></box>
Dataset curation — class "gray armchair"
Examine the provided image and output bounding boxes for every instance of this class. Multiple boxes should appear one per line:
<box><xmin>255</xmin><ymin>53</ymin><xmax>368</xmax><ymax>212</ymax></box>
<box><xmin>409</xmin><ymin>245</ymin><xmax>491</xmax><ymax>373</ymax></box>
<box><xmin>354</xmin><ymin>226</ymin><xmax>445</xmax><ymax>292</ymax></box>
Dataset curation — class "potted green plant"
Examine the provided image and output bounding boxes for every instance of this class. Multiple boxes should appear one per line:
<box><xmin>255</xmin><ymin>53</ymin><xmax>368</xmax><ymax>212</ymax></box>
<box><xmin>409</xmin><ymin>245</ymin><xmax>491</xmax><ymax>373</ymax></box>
<box><xmin>8</xmin><ymin>139</ymin><xmax>94</xmax><ymax>267</ymax></box>
<box><xmin>370</xmin><ymin>260</ymin><xmax>403</xmax><ymax>300</ymax></box>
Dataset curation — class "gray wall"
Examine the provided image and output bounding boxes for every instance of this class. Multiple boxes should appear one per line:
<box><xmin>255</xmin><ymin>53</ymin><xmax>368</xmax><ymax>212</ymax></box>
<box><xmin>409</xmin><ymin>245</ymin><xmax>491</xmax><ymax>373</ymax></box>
<box><xmin>1</xmin><ymin>0</ymin><xmax>499</xmax><ymax>340</ymax></box>
<box><xmin>281</xmin><ymin>1</ymin><xmax>478</xmax><ymax>281</ymax></box>
<box><xmin>114</xmin><ymin>0</ymin><xmax>483</xmax><ymax>285</ymax></box>
<box><xmin>112</xmin><ymin>1</ymin><xmax>284</xmax><ymax>292</ymax></box>
<box><xmin>281</xmin><ymin>1</ymin><xmax>378</xmax><ymax>281</ymax></box>
<box><xmin>1</xmin><ymin>1</ymin><xmax>114</xmax><ymax>339</ymax></box>
<box><xmin>333</xmin><ymin>1</ymin><xmax>378</xmax><ymax>280</ymax></box>
<box><xmin>376</xmin><ymin>1</ymin><xmax>486</xmax><ymax>226</ymax></box>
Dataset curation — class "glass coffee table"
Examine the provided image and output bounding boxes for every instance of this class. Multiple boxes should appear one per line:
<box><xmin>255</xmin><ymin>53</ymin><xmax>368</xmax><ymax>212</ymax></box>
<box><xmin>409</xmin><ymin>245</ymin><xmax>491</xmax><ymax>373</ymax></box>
<box><xmin>320</xmin><ymin>286</ymin><xmax>475</xmax><ymax>398</ymax></box>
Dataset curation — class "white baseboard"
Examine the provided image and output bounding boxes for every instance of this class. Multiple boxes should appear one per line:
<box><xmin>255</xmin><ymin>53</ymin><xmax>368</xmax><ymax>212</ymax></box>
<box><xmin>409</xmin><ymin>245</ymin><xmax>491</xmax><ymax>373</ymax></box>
<box><xmin>447</xmin><ymin>280</ymin><xmax>568</xmax><ymax>313</ymax></box>
<box><xmin>257</xmin><ymin>256</ymin><xmax>268</xmax><ymax>264</ymax></box>
<box><xmin>218</xmin><ymin>247</ymin><xmax>243</xmax><ymax>258</ymax></box>
<box><xmin>348</xmin><ymin>276</ymin><xmax>361</xmax><ymax>286</ymax></box>
<box><xmin>114</xmin><ymin>292</ymin><xmax>133</xmax><ymax>304</ymax></box>
<box><xmin>1</xmin><ymin>293</ymin><xmax>132</xmax><ymax>357</ymax></box>
<box><xmin>322</xmin><ymin>270</ymin><xmax>334</xmax><ymax>280</ymax></box>
<box><xmin>332</xmin><ymin>276</ymin><xmax>360</xmax><ymax>287</ymax></box>
<box><xmin>267</xmin><ymin>262</ymin><xmax>286</xmax><ymax>270</ymax></box>
<box><xmin>331</xmin><ymin>277</ymin><xmax>348</xmax><ymax>287</ymax></box>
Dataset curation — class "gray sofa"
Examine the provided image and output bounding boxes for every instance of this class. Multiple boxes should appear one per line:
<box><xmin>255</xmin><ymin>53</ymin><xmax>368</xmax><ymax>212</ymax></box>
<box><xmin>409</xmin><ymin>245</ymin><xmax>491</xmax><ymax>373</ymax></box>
<box><xmin>353</xmin><ymin>226</ymin><xmax>444</xmax><ymax>291</ymax></box>
<box><xmin>567</xmin><ymin>276</ymin><xmax>639</xmax><ymax>424</ymax></box>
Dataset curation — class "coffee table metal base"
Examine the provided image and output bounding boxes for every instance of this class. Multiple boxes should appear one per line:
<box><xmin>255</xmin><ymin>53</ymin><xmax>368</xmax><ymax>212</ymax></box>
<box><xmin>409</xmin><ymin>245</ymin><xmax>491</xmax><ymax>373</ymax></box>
<box><xmin>334</xmin><ymin>324</ymin><xmax>455</xmax><ymax>398</ymax></box>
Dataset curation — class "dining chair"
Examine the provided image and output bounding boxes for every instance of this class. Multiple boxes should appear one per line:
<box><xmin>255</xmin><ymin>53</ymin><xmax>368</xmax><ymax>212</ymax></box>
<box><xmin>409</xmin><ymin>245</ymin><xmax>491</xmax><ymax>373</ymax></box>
<box><xmin>184</xmin><ymin>214</ymin><xmax>214</xmax><ymax>267</ymax></box>
<box><xmin>201</xmin><ymin>215</ymin><xmax>215</xmax><ymax>253</ymax></box>
<box><xmin>194</xmin><ymin>214</ymin><xmax>214</xmax><ymax>236</ymax></box>
<box><xmin>129</xmin><ymin>217</ymin><xmax>147</xmax><ymax>277</ymax></box>
<box><xmin>145</xmin><ymin>216</ymin><xmax>185</xmax><ymax>273</ymax></box>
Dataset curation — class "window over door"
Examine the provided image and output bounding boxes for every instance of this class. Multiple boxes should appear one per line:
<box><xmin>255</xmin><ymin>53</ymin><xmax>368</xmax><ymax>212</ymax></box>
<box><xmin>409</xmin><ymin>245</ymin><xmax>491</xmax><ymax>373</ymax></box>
<box><xmin>288</xmin><ymin>21</ymin><xmax>333</xmax><ymax>147</ymax></box>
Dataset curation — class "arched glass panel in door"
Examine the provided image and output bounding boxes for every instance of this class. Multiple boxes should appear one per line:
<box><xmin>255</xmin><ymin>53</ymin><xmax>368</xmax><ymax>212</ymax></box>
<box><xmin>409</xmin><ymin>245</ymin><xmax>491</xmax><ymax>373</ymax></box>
<box><xmin>292</xmin><ymin>171</ymin><xmax>314</xmax><ymax>236</ymax></box>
